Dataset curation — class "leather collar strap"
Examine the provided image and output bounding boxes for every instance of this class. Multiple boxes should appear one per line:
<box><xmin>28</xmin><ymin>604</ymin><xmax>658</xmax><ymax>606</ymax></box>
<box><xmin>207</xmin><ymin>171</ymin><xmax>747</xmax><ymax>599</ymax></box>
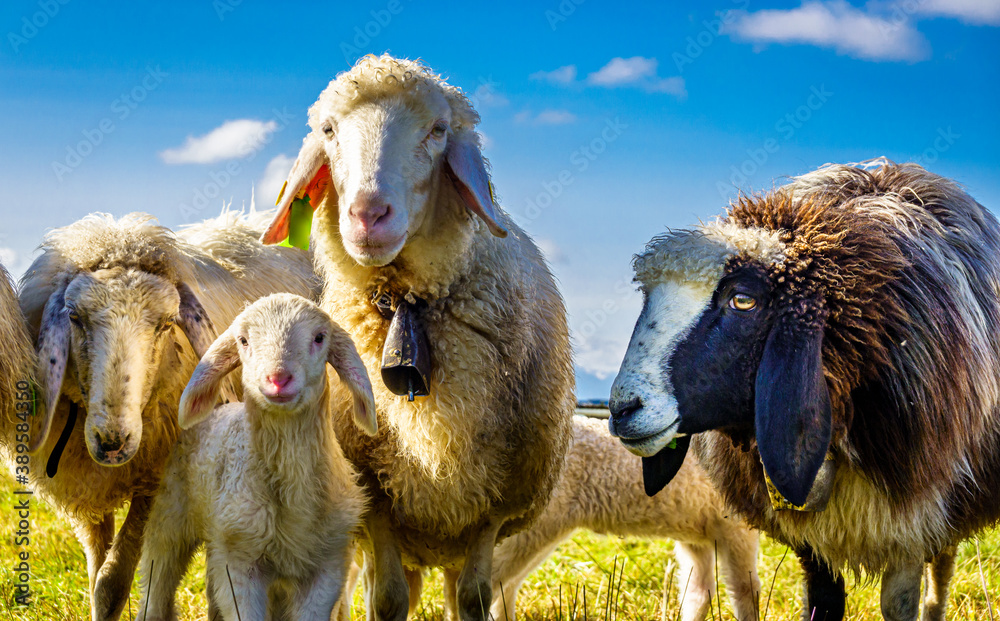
<box><xmin>46</xmin><ymin>401</ymin><xmax>78</xmax><ymax>478</ymax></box>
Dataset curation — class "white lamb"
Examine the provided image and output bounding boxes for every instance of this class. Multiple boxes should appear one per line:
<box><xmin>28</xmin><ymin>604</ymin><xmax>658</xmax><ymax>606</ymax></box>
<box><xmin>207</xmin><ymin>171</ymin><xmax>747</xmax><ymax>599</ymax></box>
<box><xmin>136</xmin><ymin>293</ymin><xmax>377</xmax><ymax>621</ymax></box>
<box><xmin>438</xmin><ymin>416</ymin><xmax>761</xmax><ymax>621</ymax></box>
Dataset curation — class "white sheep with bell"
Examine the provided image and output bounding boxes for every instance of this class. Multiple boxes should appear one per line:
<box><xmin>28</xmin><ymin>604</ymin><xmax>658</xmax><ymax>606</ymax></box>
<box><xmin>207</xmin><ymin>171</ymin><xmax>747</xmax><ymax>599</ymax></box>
<box><xmin>261</xmin><ymin>54</ymin><xmax>575</xmax><ymax>621</ymax></box>
<box><xmin>137</xmin><ymin>293</ymin><xmax>376</xmax><ymax>621</ymax></box>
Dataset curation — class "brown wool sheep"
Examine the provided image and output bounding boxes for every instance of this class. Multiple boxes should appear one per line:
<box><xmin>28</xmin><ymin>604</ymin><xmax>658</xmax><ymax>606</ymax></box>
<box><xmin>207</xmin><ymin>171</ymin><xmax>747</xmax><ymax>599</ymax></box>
<box><xmin>262</xmin><ymin>54</ymin><xmax>575</xmax><ymax>621</ymax></box>
<box><xmin>0</xmin><ymin>262</ymin><xmax>36</xmax><ymax>469</ymax></box>
<box><xmin>610</xmin><ymin>160</ymin><xmax>998</xmax><ymax>620</ymax></box>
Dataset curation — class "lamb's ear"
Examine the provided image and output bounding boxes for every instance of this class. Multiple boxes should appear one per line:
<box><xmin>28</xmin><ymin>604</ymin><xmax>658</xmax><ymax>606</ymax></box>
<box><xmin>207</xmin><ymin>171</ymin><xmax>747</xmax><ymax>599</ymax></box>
<box><xmin>176</xmin><ymin>283</ymin><xmax>217</xmax><ymax>358</ymax></box>
<box><xmin>755</xmin><ymin>315</ymin><xmax>832</xmax><ymax>507</ymax></box>
<box><xmin>29</xmin><ymin>279</ymin><xmax>72</xmax><ymax>453</ymax></box>
<box><xmin>178</xmin><ymin>328</ymin><xmax>241</xmax><ymax>429</ymax></box>
<box><xmin>261</xmin><ymin>133</ymin><xmax>335</xmax><ymax>245</ymax></box>
<box><xmin>444</xmin><ymin>132</ymin><xmax>508</xmax><ymax>238</ymax></box>
<box><xmin>327</xmin><ymin>322</ymin><xmax>378</xmax><ymax>436</ymax></box>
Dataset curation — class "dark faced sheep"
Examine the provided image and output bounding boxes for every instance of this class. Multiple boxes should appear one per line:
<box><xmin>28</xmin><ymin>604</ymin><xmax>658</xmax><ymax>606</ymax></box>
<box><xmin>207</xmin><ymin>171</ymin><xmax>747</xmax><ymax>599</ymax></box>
<box><xmin>609</xmin><ymin>160</ymin><xmax>999</xmax><ymax>620</ymax></box>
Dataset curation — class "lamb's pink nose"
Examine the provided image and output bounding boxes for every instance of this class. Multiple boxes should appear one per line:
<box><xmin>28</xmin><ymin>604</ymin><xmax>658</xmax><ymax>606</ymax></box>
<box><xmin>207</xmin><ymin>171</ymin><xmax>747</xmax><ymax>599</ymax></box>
<box><xmin>266</xmin><ymin>371</ymin><xmax>292</xmax><ymax>392</ymax></box>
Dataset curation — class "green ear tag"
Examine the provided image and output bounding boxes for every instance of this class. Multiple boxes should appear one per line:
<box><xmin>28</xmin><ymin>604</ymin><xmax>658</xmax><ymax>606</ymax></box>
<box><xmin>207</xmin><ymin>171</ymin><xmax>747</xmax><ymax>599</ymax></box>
<box><xmin>278</xmin><ymin>195</ymin><xmax>314</xmax><ymax>250</ymax></box>
<box><xmin>667</xmin><ymin>438</ymin><xmax>678</xmax><ymax>450</ymax></box>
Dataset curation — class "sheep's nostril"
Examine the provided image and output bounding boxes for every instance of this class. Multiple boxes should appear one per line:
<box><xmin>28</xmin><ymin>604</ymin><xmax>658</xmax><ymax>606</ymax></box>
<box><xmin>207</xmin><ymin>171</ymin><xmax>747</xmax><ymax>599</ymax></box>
<box><xmin>609</xmin><ymin>396</ymin><xmax>642</xmax><ymax>422</ymax></box>
<box><xmin>95</xmin><ymin>431</ymin><xmax>124</xmax><ymax>454</ymax></box>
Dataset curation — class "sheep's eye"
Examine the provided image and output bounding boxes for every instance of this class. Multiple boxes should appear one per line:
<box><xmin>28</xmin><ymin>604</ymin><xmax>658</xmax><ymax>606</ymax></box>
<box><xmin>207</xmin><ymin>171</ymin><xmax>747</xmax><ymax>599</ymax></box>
<box><xmin>728</xmin><ymin>293</ymin><xmax>757</xmax><ymax>312</ymax></box>
<box><xmin>322</xmin><ymin>123</ymin><xmax>334</xmax><ymax>137</ymax></box>
<box><xmin>314</xmin><ymin>333</ymin><xmax>325</xmax><ymax>344</ymax></box>
<box><xmin>430</xmin><ymin>122</ymin><xmax>448</xmax><ymax>139</ymax></box>
<box><xmin>68</xmin><ymin>310</ymin><xmax>82</xmax><ymax>326</ymax></box>
<box><xmin>238</xmin><ymin>336</ymin><xmax>249</xmax><ymax>347</ymax></box>
<box><xmin>158</xmin><ymin>318</ymin><xmax>175</xmax><ymax>333</ymax></box>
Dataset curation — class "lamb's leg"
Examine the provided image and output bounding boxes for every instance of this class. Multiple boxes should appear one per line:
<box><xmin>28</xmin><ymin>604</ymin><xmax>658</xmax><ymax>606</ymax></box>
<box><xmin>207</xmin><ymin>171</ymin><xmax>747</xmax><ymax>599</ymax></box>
<box><xmin>135</xmin><ymin>533</ymin><xmax>199</xmax><ymax>621</ymax></box>
<box><xmin>73</xmin><ymin>513</ymin><xmax>115</xmax><ymax>604</ymax></box>
<box><xmin>405</xmin><ymin>567</ymin><xmax>423</xmax><ymax>616</ymax></box>
<box><xmin>364</xmin><ymin>513</ymin><xmax>409</xmax><ymax>621</ymax></box>
<box><xmin>921</xmin><ymin>545</ymin><xmax>956</xmax><ymax>621</ymax></box>
<box><xmin>292</xmin><ymin>552</ymin><xmax>351</xmax><ymax>621</ymax></box>
<box><xmin>798</xmin><ymin>547</ymin><xmax>845</xmax><ymax>621</ymax></box>
<box><xmin>443</xmin><ymin>568</ymin><xmax>460</xmax><ymax>621</ymax></box>
<box><xmin>93</xmin><ymin>494</ymin><xmax>153</xmax><ymax>621</ymax></box>
<box><xmin>456</xmin><ymin>518</ymin><xmax>504</xmax><ymax>621</ymax></box>
<box><xmin>331</xmin><ymin>550</ymin><xmax>362</xmax><ymax>621</ymax></box>
<box><xmin>673</xmin><ymin>542</ymin><xmax>715</xmax><ymax>621</ymax></box>
<box><xmin>881</xmin><ymin>559</ymin><xmax>923</xmax><ymax>621</ymax></box>
<box><xmin>488</xmin><ymin>520</ymin><xmax>574</xmax><ymax>621</ymax></box>
<box><xmin>207</xmin><ymin>551</ymin><xmax>269</xmax><ymax>621</ymax></box>
<box><xmin>716</xmin><ymin>529</ymin><xmax>762</xmax><ymax>621</ymax></box>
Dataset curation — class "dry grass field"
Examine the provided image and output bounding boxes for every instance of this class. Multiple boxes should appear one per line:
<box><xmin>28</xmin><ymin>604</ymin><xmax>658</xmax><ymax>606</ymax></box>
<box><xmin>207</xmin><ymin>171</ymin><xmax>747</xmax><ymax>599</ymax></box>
<box><xmin>2</xmin><ymin>472</ymin><xmax>999</xmax><ymax>620</ymax></box>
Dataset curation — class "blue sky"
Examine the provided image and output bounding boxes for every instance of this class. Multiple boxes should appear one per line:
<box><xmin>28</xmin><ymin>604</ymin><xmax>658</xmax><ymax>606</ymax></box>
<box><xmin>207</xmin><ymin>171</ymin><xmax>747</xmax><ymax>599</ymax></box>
<box><xmin>2</xmin><ymin>0</ymin><xmax>998</xmax><ymax>398</ymax></box>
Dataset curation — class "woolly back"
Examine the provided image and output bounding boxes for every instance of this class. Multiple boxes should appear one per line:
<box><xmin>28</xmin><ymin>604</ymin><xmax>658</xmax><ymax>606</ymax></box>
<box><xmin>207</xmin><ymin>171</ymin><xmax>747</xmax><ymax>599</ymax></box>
<box><xmin>0</xmin><ymin>264</ymin><xmax>36</xmax><ymax>458</ymax></box>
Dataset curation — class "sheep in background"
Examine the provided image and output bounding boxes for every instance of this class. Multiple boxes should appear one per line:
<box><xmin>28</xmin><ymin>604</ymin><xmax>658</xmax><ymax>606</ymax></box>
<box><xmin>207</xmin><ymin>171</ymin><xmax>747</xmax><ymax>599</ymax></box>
<box><xmin>0</xmin><ymin>262</ymin><xmax>36</xmax><ymax>468</ymax></box>
<box><xmin>262</xmin><ymin>54</ymin><xmax>575</xmax><ymax>621</ymax></box>
<box><xmin>426</xmin><ymin>416</ymin><xmax>761</xmax><ymax>621</ymax></box>
<box><xmin>609</xmin><ymin>160</ymin><xmax>994</xmax><ymax>620</ymax></box>
<box><xmin>18</xmin><ymin>210</ymin><xmax>316</xmax><ymax>621</ymax></box>
<box><xmin>137</xmin><ymin>293</ymin><xmax>376</xmax><ymax>621</ymax></box>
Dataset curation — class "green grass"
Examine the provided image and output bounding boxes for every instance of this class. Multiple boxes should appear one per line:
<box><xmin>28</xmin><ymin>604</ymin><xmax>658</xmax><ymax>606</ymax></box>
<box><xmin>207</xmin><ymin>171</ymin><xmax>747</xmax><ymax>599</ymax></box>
<box><xmin>2</xmin><ymin>474</ymin><xmax>999</xmax><ymax>620</ymax></box>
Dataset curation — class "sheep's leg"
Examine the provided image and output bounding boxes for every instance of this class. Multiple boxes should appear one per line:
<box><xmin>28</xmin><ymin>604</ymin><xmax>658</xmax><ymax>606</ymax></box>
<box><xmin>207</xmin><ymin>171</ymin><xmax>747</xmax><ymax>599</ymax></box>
<box><xmin>716</xmin><ymin>531</ymin><xmax>762</xmax><ymax>621</ymax></box>
<box><xmin>73</xmin><ymin>513</ymin><xmax>115</xmax><ymax>603</ymax></box>
<box><xmin>206</xmin><ymin>571</ymin><xmax>221</xmax><ymax>621</ymax></box>
<box><xmin>881</xmin><ymin>559</ymin><xmax>923</xmax><ymax>621</ymax></box>
<box><xmin>92</xmin><ymin>494</ymin><xmax>153</xmax><ymax>621</ymax></box>
<box><xmin>921</xmin><ymin>545</ymin><xmax>956</xmax><ymax>621</ymax></box>
<box><xmin>798</xmin><ymin>547</ymin><xmax>845</xmax><ymax>621</ymax></box>
<box><xmin>207</xmin><ymin>551</ymin><xmax>269</xmax><ymax>621</ymax></box>
<box><xmin>673</xmin><ymin>542</ymin><xmax>715</xmax><ymax>621</ymax></box>
<box><xmin>364</xmin><ymin>513</ymin><xmax>409</xmax><ymax>621</ymax></box>
<box><xmin>455</xmin><ymin>518</ymin><xmax>504</xmax><ymax>621</ymax></box>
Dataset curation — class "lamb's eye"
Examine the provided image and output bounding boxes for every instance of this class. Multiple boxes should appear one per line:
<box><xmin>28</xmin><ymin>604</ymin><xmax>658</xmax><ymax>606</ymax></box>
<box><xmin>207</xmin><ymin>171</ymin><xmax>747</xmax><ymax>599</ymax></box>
<box><xmin>322</xmin><ymin>123</ymin><xmax>334</xmax><ymax>137</ymax></box>
<box><xmin>728</xmin><ymin>293</ymin><xmax>757</xmax><ymax>312</ymax></box>
<box><xmin>314</xmin><ymin>333</ymin><xmax>325</xmax><ymax>344</ymax></box>
<box><xmin>430</xmin><ymin>122</ymin><xmax>447</xmax><ymax>139</ymax></box>
<box><xmin>239</xmin><ymin>336</ymin><xmax>249</xmax><ymax>347</ymax></box>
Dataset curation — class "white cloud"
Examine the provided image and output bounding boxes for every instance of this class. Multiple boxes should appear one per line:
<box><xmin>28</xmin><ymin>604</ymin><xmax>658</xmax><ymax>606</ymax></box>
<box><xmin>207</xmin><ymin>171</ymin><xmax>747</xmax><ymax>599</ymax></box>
<box><xmin>585</xmin><ymin>57</ymin><xmax>688</xmax><ymax>97</ymax></box>
<box><xmin>160</xmin><ymin>119</ymin><xmax>279</xmax><ymax>165</ymax></box>
<box><xmin>0</xmin><ymin>247</ymin><xmax>16</xmax><ymax>267</ymax></box>
<box><xmin>723</xmin><ymin>1</ymin><xmax>930</xmax><ymax>62</ymax></box>
<box><xmin>256</xmin><ymin>154</ymin><xmax>295</xmax><ymax>207</ymax></box>
<box><xmin>573</xmin><ymin>334</ymin><xmax>629</xmax><ymax>380</ymax></box>
<box><xmin>529</xmin><ymin>65</ymin><xmax>578</xmax><ymax>85</ymax></box>
<box><xmin>535</xmin><ymin>238</ymin><xmax>567</xmax><ymax>264</ymax></box>
<box><xmin>915</xmin><ymin>0</ymin><xmax>1000</xmax><ymax>25</ymax></box>
<box><xmin>514</xmin><ymin>109</ymin><xmax>577</xmax><ymax>125</ymax></box>
<box><xmin>472</xmin><ymin>83</ymin><xmax>509</xmax><ymax>107</ymax></box>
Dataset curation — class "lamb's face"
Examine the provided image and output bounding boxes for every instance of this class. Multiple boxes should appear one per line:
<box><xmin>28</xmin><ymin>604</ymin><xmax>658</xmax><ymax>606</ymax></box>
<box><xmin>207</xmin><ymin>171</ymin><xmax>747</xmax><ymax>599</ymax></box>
<box><xmin>63</xmin><ymin>268</ymin><xmax>181</xmax><ymax>465</ymax></box>
<box><xmin>318</xmin><ymin>92</ymin><xmax>453</xmax><ymax>267</ymax></box>
<box><xmin>234</xmin><ymin>298</ymin><xmax>332</xmax><ymax>415</ymax></box>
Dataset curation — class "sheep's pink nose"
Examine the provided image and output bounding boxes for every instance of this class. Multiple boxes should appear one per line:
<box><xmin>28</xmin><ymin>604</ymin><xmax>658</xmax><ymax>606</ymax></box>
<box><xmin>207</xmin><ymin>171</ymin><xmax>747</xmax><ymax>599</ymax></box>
<box><xmin>266</xmin><ymin>371</ymin><xmax>292</xmax><ymax>392</ymax></box>
<box><xmin>348</xmin><ymin>193</ymin><xmax>392</xmax><ymax>232</ymax></box>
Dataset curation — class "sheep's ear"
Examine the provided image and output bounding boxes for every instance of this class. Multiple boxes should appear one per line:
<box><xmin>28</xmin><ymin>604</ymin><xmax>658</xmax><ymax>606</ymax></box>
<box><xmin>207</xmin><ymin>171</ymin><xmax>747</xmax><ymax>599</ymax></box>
<box><xmin>176</xmin><ymin>283</ymin><xmax>217</xmax><ymax>358</ymax></box>
<box><xmin>641</xmin><ymin>435</ymin><xmax>691</xmax><ymax>497</ymax></box>
<box><xmin>444</xmin><ymin>132</ymin><xmax>508</xmax><ymax>238</ymax></box>
<box><xmin>327</xmin><ymin>322</ymin><xmax>378</xmax><ymax>436</ymax></box>
<box><xmin>755</xmin><ymin>315</ymin><xmax>832</xmax><ymax>507</ymax></box>
<box><xmin>178</xmin><ymin>328</ymin><xmax>241</xmax><ymax>429</ymax></box>
<box><xmin>261</xmin><ymin>134</ymin><xmax>335</xmax><ymax>245</ymax></box>
<box><xmin>29</xmin><ymin>278</ymin><xmax>72</xmax><ymax>453</ymax></box>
